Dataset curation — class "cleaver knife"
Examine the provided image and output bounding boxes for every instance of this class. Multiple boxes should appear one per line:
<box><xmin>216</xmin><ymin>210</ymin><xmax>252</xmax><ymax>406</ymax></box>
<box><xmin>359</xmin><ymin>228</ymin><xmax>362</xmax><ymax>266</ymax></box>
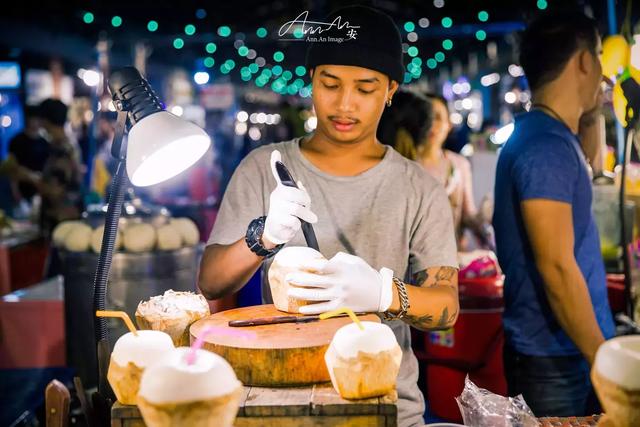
<box><xmin>274</xmin><ymin>160</ymin><xmax>320</xmax><ymax>251</ymax></box>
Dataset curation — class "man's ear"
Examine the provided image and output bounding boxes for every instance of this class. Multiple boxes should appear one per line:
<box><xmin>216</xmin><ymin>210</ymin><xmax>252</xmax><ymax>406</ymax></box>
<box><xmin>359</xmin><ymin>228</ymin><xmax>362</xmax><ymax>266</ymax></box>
<box><xmin>309</xmin><ymin>69</ymin><xmax>314</xmax><ymax>79</ymax></box>
<box><xmin>577</xmin><ymin>49</ymin><xmax>592</xmax><ymax>75</ymax></box>
<box><xmin>388</xmin><ymin>79</ymin><xmax>399</xmax><ymax>98</ymax></box>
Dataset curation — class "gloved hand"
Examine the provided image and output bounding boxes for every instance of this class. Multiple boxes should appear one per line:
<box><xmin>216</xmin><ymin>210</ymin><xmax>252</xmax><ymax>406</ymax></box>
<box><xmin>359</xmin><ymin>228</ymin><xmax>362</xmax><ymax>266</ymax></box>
<box><xmin>263</xmin><ymin>150</ymin><xmax>318</xmax><ymax>245</ymax></box>
<box><xmin>285</xmin><ymin>251</ymin><xmax>394</xmax><ymax>314</ymax></box>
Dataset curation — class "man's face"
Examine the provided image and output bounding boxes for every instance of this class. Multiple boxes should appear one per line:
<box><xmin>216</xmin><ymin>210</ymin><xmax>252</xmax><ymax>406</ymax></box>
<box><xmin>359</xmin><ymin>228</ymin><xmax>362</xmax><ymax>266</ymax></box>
<box><xmin>311</xmin><ymin>65</ymin><xmax>397</xmax><ymax>144</ymax></box>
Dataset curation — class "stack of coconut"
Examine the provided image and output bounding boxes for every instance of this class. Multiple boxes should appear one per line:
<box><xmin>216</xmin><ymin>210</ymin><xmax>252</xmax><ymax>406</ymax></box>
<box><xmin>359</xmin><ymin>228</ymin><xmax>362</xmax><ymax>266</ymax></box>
<box><xmin>52</xmin><ymin>217</ymin><xmax>200</xmax><ymax>253</ymax></box>
<box><xmin>108</xmin><ymin>290</ymin><xmax>243</xmax><ymax>427</ymax></box>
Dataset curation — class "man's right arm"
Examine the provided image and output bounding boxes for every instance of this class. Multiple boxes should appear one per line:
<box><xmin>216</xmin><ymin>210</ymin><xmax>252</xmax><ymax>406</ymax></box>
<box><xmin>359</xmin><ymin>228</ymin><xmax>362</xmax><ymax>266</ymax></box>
<box><xmin>521</xmin><ymin>199</ymin><xmax>605</xmax><ymax>364</ymax></box>
<box><xmin>198</xmin><ymin>239</ymin><xmax>264</xmax><ymax>300</ymax></box>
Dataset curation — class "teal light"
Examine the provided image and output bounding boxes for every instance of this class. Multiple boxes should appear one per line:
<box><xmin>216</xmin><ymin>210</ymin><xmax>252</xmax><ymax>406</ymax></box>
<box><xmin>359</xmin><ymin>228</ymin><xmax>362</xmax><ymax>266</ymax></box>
<box><xmin>185</xmin><ymin>24</ymin><xmax>196</xmax><ymax>35</ymax></box>
<box><xmin>272</xmin><ymin>65</ymin><xmax>283</xmax><ymax>76</ymax></box>
<box><xmin>293</xmin><ymin>28</ymin><xmax>304</xmax><ymax>39</ymax></box>
<box><xmin>287</xmin><ymin>85</ymin><xmax>298</xmax><ymax>95</ymax></box>
<box><xmin>205</xmin><ymin>42</ymin><xmax>217</xmax><ymax>54</ymax></box>
<box><xmin>241</xmin><ymin>67</ymin><xmax>252</xmax><ymax>78</ymax></box>
<box><xmin>218</xmin><ymin>26</ymin><xmax>231</xmax><ymax>37</ymax></box>
<box><xmin>475</xmin><ymin>30</ymin><xmax>487</xmax><ymax>41</ymax></box>
<box><xmin>404</xmin><ymin>22</ymin><xmax>415</xmax><ymax>32</ymax></box>
<box><xmin>262</xmin><ymin>69</ymin><xmax>273</xmax><ymax>78</ymax></box>
<box><xmin>403</xmin><ymin>73</ymin><xmax>412</xmax><ymax>84</ymax></box>
<box><xmin>111</xmin><ymin>16</ymin><xmax>122</xmax><ymax>27</ymax></box>
<box><xmin>249</xmin><ymin>63</ymin><xmax>259</xmax><ymax>73</ymax></box>
<box><xmin>242</xmin><ymin>74</ymin><xmax>252</xmax><ymax>82</ymax></box>
<box><xmin>173</xmin><ymin>38</ymin><xmax>184</xmax><ymax>49</ymax></box>
<box><xmin>537</xmin><ymin>0</ymin><xmax>548</xmax><ymax>10</ymax></box>
<box><xmin>435</xmin><ymin>51</ymin><xmax>445</xmax><ymax>62</ymax></box>
<box><xmin>204</xmin><ymin>57</ymin><xmax>215</xmax><ymax>68</ymax></box>
<box><xmin>220</xmin><ymin>64</ymin><xmax>230</xmax><ymax>74</ymax></box>
<box><xmin>257</xmin><ymin>27</ymin><xmax>268</xmax><ymax>38</ymax></box>
<box><xmin>83</xmin><ymin>12</ymin><xmax>94</xmax><ymax>24</ymax></box>
<box><xmin>427</xmin><ymin>58</ymin><xmax>437</xmax><ymax>69</ymax></box>
<box><xmin>295</xmin><ymin>66</ymin><xmax>306</xmax><ymax>76</ymax></box>
<box><xmin>147</xmin><ymin>20</ymin><xmax>158</xmax><ymax>32</ymax></box>
<box><xmin>293</xmin><ymin>78</ymin><xmax>305</xmax><ymax>88</ymax></box>
<box><xmin>441</xmin><ymin>17</ymin><xmax>452</xmax><ymax>28</ymax></box>
<box><xmin>442</xmin><ymin>39</ymin><xmax>453</xmax><ymax>50</ymax></box>
<box><xmin>225</xmin><ymin>59</ymin><xmax>236</xmax><ymax>69</ymax></box>
<box><xmin>411</xmin><ymin>57</ymin><xmax>423</xmax><ymax>66</ymax></box>
<box><xmin>478</xmin><ymin>11</ymin><xmax>489</xmax><ymax>22</ymax></box>
<box><xmin>407</xmin><ymin>46</ymin><xmax>419</xmax><ymax>57</ymax></box>
<box><xmin>238</xmin><ymin>46</ymin><xmax>249</xmax><ymax>56</ymax></box>
<box><xmin>282</xmin><ymin>71</ymin><xmax>293</xmax><ymax>81</ymax></box>
<box><xmin>273</xmin><ymin>51</ymin><xmax>285</xmax><ymax>62</ymax></box>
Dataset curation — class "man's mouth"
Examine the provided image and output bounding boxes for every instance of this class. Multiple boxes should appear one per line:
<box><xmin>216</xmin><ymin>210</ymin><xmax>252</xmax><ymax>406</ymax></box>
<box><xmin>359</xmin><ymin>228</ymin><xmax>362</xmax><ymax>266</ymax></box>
<box><xmin>329</xmin><ymin>117</ymin><xmax>358</xmax><ymax>132</ymax></box>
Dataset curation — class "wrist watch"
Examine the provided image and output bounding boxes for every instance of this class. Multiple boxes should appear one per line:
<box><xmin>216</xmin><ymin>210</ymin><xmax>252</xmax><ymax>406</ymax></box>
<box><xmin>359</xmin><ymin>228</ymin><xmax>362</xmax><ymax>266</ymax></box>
<box><xmin>245</xmin><ymin>216</ymin><xmax>284</xmax><ymax>258</ymax></box>
<box><xmin>383</xmin><ymin>277</ymin><xmax>410</xmax><ymax>321</ymax></box>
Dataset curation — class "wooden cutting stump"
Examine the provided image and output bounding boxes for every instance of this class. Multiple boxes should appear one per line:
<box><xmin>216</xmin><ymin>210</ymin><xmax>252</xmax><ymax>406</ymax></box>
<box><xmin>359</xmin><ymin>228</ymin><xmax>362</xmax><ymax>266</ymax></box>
<box><xmin>190</xmin><ymin>304</ymin><xmax>380</xmax><ymax>387</ymax></box>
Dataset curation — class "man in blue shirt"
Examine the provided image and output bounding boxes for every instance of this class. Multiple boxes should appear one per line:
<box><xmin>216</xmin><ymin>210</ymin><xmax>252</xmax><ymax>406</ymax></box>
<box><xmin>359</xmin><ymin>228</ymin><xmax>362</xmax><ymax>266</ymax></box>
<box><xmin>493</xmin><ymin>11</ymin><xmax>615</xmax><ymax>417</ymax></box>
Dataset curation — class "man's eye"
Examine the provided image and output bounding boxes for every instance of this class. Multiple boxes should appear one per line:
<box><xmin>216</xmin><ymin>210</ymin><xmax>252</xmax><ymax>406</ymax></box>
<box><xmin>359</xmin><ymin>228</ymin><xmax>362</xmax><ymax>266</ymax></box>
<box><xmin>322</xmin><ymin>83</ymin><xmax>338</xmax><ymax>89</ymax></box>
<box><xmin>358</xmin><ymin>89</ymin><xmax>374</xmax><ymax>94</ymax></box>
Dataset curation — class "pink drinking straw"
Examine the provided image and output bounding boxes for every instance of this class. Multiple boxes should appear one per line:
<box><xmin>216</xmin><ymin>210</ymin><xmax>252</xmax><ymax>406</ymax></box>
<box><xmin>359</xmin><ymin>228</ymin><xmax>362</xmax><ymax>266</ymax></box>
<box><xmin>185</xmin><ymin>326</ymin><xmax>255</xmax><ymax>365</ymax></box>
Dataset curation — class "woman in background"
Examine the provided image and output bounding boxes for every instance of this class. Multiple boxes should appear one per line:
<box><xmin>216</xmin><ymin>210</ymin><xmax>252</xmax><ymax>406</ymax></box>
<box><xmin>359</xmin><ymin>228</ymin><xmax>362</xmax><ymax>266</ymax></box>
<box><xmin>379</xmin><ymin>90</ymin><xmax>489</xmax><ymax>249</ymax></box>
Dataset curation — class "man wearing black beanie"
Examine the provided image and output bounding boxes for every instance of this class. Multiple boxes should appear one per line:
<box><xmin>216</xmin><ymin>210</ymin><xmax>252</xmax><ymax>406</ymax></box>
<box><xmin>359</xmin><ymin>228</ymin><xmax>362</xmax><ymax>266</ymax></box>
<box><xmin>200</xmin><ymin>6</ymin><xmax>459</xmax><ymax>426</ymax></box>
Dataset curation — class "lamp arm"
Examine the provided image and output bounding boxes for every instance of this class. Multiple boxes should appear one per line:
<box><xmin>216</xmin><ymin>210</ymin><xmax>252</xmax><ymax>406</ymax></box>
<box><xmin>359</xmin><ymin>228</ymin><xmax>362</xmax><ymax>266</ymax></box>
<box><xmin>92</xmin><ymin>111</ymin><xmax>128</xmax><ymax>396</ymax></box>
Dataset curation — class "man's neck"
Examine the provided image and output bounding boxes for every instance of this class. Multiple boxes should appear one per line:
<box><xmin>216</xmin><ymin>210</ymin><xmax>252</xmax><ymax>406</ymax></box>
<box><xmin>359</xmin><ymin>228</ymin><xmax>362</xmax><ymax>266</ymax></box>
<box><xmin>532</xmin><ymin>84</ymin><xmax>583</xmax><ymax>134</ymax></box>
<box><xmin>300</xmin><ymin>130</ymin><xmax>386</xmax><ymax>177</ymax></box>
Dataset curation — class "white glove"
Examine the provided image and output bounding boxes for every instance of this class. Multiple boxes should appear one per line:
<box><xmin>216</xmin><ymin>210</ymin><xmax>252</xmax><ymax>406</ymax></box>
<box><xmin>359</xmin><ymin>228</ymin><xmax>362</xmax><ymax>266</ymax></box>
<box><xmin>263</xmin><ymin>150</ymin><xmax>318</xmax><ymax>245</ymax></box>
<box><xmin>285</xmin><ymin>251</ymin><xmax>394</xmax><ymax>314</ymax></box>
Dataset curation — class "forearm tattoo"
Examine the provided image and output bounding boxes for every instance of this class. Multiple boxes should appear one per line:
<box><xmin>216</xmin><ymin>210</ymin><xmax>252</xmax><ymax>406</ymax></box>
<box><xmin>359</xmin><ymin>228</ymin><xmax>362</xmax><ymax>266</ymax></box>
<box><xmin>402</xmin><ymin>266</ymin><xmax>459</xmax><ymax>330</ymax></box>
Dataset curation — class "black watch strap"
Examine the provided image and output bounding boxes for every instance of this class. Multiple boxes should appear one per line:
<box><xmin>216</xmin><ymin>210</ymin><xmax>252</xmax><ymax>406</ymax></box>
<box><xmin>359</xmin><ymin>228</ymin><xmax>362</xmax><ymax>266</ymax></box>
<box><xmin>245</xmin><ymin>216</ymin><xmax>284</xmax><ymax>258</ymax></box>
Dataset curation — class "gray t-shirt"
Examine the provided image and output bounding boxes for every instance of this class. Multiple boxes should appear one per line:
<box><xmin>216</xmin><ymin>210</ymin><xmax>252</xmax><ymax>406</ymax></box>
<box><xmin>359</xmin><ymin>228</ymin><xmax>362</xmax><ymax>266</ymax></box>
<box><xmin>208</xmin><ymin>138</ymin><xmax>457</xmax><ymax>427</ymax></box>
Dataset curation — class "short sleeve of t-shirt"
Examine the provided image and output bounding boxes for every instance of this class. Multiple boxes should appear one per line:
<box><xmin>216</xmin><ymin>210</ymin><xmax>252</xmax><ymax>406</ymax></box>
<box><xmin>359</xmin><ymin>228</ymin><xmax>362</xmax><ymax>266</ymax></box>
<box><xmin>512</xmin><ymin>135</ymin><xmax>579</xmax><ymax>203</ymax></box>
<box><xmin>208</xmin><ymin>156</ymin><xmax>265</xmax><ymax>246</ymax></box>
<box><xmin>409</xmin><ymin>179</ymin><xmax>458</xmax><ymax>273</ymax></box>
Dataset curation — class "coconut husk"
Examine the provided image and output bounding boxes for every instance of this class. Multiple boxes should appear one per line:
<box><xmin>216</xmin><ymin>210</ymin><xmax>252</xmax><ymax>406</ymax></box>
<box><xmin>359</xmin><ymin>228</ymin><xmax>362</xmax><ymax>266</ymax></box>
<box><xmin>325</xmin><ymin>344</ymin><xmax>402</xmax><ymax>400</ymax></box>
<box><xmin>107</xmin><ymin>358</ymin><xmax>144</xmax><ymax>405</ymax></box>
<box><xmin>137</xmin><ymin>384</ymin><xmax>243</xmax><ymax>427</ymax></box>
<box><xmin>136</xmin><ymin>309</ymin><xmax>208</xmax><ymax>347</ymax></box>
<box><xmin>592</xmin><ymin>369</ymin><xmax>640</xmax><ymax>427</ymax></box>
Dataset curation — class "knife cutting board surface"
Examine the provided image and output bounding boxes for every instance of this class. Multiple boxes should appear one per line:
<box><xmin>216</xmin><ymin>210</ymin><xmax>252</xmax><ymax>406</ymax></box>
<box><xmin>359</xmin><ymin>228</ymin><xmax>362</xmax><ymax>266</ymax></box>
<box><xmin>190</xmin><ymin>304</ymin><xmax>380</xmax><ymax>386</ymax></box>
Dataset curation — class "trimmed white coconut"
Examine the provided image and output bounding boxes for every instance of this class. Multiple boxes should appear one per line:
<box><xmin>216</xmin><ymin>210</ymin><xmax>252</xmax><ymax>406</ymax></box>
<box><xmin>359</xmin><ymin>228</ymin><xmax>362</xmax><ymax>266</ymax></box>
<box><xmin>63</xmin><ymin>223</ymin><xmax>93</xmax><ymax>252</ymax></box>
<box><xmin>170</xmin><ymin>217</ymin><xmax>200</xmax><ymax>246</ymax></box>
<box><xmin>90</xmin><ymin>225</ymin><xmax>122</xmax><ymax>253</ymax></box>
<box><xmin>52</xmin><ymin>220</ymin><xmax>84</xmax><ymax>247</ymax></box>
<box><xmin>156</xmin><ymin>224</ymin><xmax>182</xmax><ymax>251</ymax></box>
<box><xmin>123</xmin><ymin>223</ymin><xmax>157</xmax><ymax>253</ymax></box>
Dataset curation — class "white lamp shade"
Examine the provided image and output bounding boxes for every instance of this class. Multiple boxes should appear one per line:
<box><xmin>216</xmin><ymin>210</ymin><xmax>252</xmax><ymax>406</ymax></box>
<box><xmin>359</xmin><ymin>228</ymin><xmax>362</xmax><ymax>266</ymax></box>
<box><xmin>126</xmin><ymin>111</ymin><xmax>211</xmax><ymax>187</ymax></box>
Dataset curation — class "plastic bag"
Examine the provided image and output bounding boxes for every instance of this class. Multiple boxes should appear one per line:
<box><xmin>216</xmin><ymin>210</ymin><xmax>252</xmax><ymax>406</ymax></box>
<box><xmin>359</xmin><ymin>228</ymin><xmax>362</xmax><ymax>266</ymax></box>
<box><xmin>455</xmin><ymin>376</ymin><xmax>538</xmax><ymax>427</ymax></box>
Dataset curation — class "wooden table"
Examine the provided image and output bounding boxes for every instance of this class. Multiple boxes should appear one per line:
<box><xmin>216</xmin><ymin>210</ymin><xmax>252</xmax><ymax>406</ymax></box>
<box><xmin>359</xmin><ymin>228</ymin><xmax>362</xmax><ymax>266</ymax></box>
<box><xmin>111</xmin><ymin>383</ymin><xmax>397</xmax><ymax>427</ymax></box>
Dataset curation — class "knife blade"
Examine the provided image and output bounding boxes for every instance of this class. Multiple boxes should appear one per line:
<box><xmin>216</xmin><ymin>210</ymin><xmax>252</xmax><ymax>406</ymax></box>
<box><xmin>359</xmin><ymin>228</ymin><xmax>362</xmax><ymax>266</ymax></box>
<box><xmin>228</xmin><ymin>311</ymin><xmax>365</xmax><ymax>327</ymax></box>
<box><xmin>274</xmin><ymin>160</ymin><xmax>320</xmax><ymax>251</ymax></box>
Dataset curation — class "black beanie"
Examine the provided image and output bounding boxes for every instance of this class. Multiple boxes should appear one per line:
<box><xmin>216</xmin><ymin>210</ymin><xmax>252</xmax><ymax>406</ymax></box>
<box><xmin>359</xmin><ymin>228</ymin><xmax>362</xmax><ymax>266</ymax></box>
<box><xmin>305</xmin><ymin>6</ymin><xmax>404</xmax><ymax>84</ymax></box>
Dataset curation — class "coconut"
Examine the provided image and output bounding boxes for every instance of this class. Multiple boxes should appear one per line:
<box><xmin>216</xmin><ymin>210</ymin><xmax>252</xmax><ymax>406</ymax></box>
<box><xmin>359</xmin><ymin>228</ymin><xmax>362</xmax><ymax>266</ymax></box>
<box><xmin>592</xmin><ymin>336</ymin><xmax>640</xmax><ymax>427</ymax></box>
<box><xmin>123</xmin><ymin>223</ymin><xmax>157</xmax><ymax>253</ymax></box>
<box><xmin>107</xmin><ymin>330</ymin><xmax>174</xmax><ymax>405</ymax></box>
<box><xmin>136</xmin><ymin>290</ymin><xmax>210</xmax><ymax>347</ymax></box>
<box><xmin>170</xmin><ymin>218</ymin><xmax>200</xmax><ymax>246</ymax></box>
<box><xmin>268</xmin><ymin>246</ymin><xmax>326</xmax><ymax>313</ymax></box>
<box><xmin>325</xmin><ymin>321</ymin><xmax>402</xmax><ymax>399</ymax></box>
<box><xmin>137</xmin><ymin>347</ymin><xmax>243</xmax><ymax>427</ymax></box>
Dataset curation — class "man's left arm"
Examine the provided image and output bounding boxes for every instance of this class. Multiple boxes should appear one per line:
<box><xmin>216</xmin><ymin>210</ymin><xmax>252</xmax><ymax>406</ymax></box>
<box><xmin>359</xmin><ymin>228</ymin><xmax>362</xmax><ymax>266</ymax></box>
<box><xmin>386</xmin><ymin>266</ymin><xmax>459</xmax><ymax>331</ymax></box>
